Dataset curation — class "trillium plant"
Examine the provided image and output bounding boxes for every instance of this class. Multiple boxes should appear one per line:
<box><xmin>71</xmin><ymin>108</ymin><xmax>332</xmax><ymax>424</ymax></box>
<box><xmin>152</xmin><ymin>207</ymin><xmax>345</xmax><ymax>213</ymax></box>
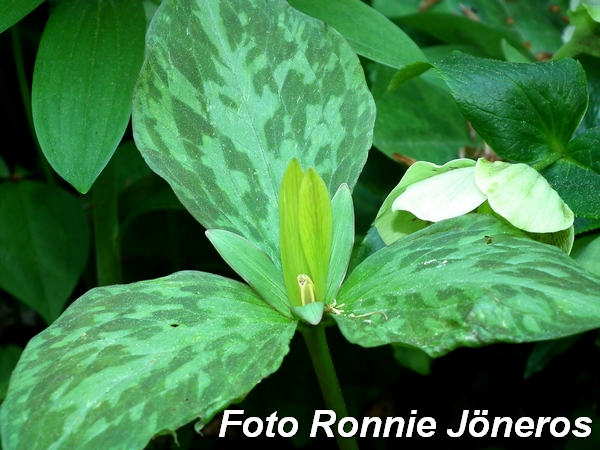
<box><xmin>3</xmin><ymin>0</ymin><xmax>600</xmax><ymax>449</ymax></box>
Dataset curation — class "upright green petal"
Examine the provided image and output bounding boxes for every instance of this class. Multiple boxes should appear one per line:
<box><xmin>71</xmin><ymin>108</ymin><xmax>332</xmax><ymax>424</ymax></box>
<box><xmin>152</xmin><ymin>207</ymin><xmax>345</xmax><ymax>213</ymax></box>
<box><xmin>279</xmin><ymin>159</ymin><xmax>308</xmax><ymax>307</ymax></box>
<box><xmin>299</xmin><ymin>168</ymin><xmax>333</xmax><ymax>302</ymax></box>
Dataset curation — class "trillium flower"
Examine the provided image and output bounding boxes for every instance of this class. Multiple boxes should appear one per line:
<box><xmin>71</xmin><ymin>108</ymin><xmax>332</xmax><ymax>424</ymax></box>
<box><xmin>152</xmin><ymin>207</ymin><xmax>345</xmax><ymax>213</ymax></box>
<box><xmin>375</xmin><ymin>158</ymin><xmax>575</xmax><ymax>253</ymax></box>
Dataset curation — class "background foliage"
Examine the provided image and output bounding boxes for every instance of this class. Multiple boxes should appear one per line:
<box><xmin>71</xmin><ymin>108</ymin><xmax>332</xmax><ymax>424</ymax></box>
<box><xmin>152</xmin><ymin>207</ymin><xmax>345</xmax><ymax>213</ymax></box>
<box><xmin>1</xmin><ymin>0</ymin><xmax>600</xmax><ymax>449</ymax></box>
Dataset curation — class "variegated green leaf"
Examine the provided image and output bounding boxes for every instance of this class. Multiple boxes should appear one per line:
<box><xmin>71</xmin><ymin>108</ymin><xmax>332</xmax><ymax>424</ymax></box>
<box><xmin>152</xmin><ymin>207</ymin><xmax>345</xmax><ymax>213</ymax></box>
<box><xmin>32</xmin><ymin>0</ymin><xmax>146</xmax><ymax>193</ymax></box>
<box><xmin>0</xmin><ymin>271</ymin><xmax>296</xmax><ymax>450</ymax></box>
<box><xmin>205</xmin><ymin>229</ymin><xmax>292</xmax><ymax>318</ymax></box>
<box><xmin>335</xmin><ymin>215</ymin><xmax>600</xmax><ymax>358</ymax></box>
<box><xmin>132</xmin><ymin>0</ymin><xmax>375</xmax><ymax>264</ymax></box>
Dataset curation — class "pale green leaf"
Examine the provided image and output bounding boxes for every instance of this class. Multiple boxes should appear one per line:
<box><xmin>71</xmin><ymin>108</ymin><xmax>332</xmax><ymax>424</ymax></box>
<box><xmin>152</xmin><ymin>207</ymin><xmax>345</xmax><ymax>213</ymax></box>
<box><xmin>32</xmin><ymin>0</ymin><xmax>146</xmax><ymax>193</ymax></box>
<box><xmin>287</xmin><ymin>0</ymin><xmax>426</xmax><ymax>69</ymax></box>
<box><xmin>0</xmin><ymin>181</ymin><xmax>89</xmax><ymax>323</ymax></box>
<box><xmin>325</xmin><ymin>184</ymin><xmax>354</xmax><ymax>305</ymax></box>
<box><xmin>392</xmin><ymin>166</ymin><xmax>486</xmax><ymax>222</ymax></box>
<box><xmin>474</xmin><ymin>159</ymin><xmax>574</xmax><ymax>233</ymax></box>
<box><xmin>0</xmin><ymin>271</ymin><xmax>296</xmax><ymax>450</ymax></box>
<box><xmin>374</xmin><ymin>159</ymin><xmax>476</xmax><ymax>245</ymax></box>
<box><xmin>336</xmin><ymin>215</ymin><xmax>600</xmax><ymax>357</ymax></box>
<box><xmin>132</xmin><ymin>0</ymin><xmax>375</xmax><ymax>265</ymax></box>
<box><xmin>205</xmin><ymin>229</ymin><xmax>292</xmax><ymax>318</ymax></box>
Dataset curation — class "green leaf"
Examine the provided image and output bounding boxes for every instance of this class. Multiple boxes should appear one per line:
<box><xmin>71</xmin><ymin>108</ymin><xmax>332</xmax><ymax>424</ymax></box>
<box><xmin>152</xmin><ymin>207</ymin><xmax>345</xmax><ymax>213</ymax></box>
<box><xmin>0</xmin><ymin>271</ymin><xmax>296</xmax><ymax>450</ymax></box>
<box><xmin>335</xmin><ymin>215</ymin><xmax>600</xmax><ymax>357</ymax></box>
<box><xmin>0</xmin><ymin>346</ymin><xmax>22</xmax><ymax>402</ymax></box>
<box><xmin>571</xmin><ymin>233</ymin><xmax>600</xmax><ymax>276</ymax></box>
<box><xmin>32</xmin><ymin>0</ymin><xmax>146</xmax><ymax>193</ymax></box>
<box><xmin>325</xmin><ymin>184</ymin><xmax>354</xmax><ymax>305</ymax></box>
<box><xmin>299</xmin><ymin>168</ymin><xmax>332</xmax><ymax>302</ymax></box>
<box><xmin>392</xmin><ymin>345</ymin><xmax>432</xmax><ymax>376</ymax></box>
<box><xmin>0</xmin><ymin>181</ymin><xmax>90</xmax><ymax>323</ymax></box>
<box><xmin>433</xmin><ymin>53</ymin><xmax>588</xmax><ymax>165</ymax></box>
<box><xmin>0</xmin><ymin>0</ymin><xmax>43</xmax><ymax>34</ymax></box>
<box><xmin>287</xmin><ymin>0</ymin><xmax>426</xmax><ymax>69</ymax></box>
<box><xmin>524</xmin><ymin>335</ymin><xmax>580</xmax><ymax>378</ymax></box>
<box><xmin>372</xmin><ymin>64</ymin><xmax>471</xmax><ymax>164</ymax></box>
<box><xmin>132</xmin><ymin>0</ymin><xmax>375</xmax><ymax>265</ymax></box>
<box><xmin>206</xmin><ymin>229</ymin><xmax>292</xmax><ymax>318</ymax></box>
<box><xmin>539</xmin><ymin>127</ymin><xmax>600</xmax><ymax>218</ymax></box>
<box><xmin>0</xmin><ymin>155</ymin><xmax>9</xmax><ymax>179</ymax></box>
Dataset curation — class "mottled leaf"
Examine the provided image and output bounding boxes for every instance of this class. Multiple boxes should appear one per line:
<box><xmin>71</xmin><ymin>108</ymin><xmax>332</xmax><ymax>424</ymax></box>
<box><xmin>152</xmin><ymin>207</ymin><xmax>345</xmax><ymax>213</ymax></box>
<box><xmin>287</xmin><ymin>0</ymin><xmax>426</xmax><ymax>69</ymax></box>
<box><xmin>0</xmin><ymin>271</ymin><xmax>297</xmax><ymax>450</ymax></box>
<box><xmin>335</xmin><ymin>215</ymin><xmax>600</xmax><ymax>357</ymax></box>
<box><xmin>325</xmin><ymin>184</ymin><xmax>354</xmax><ymax>305</ymax></box>
<box><xmin>206</xmin><ymin>229</ymin><xmax>291</xmax><ymax>318</ymax></box>
<box><xmin>132</xmin><ymin>0</ymin><xmax>375</xmax><ymax>265</ymax></box>
<box><xmin>0</xmin><ymin>0</ymin><xmax>43</xmax><ymax>34</ymax></box>
<box><xmin>0</xmin><ymin>181</ymin><xmax>89</xmax><ymax>323</ymax></box>
<box><xmin>32</xmin><ymin>0</ymin><xmax>146</xmax><ymax>193</ymax></box>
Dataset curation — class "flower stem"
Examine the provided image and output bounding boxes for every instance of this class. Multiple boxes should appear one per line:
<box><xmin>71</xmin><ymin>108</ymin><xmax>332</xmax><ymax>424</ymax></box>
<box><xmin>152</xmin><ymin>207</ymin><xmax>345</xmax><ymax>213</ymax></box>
<box><xmin>93</xmin><ymin>156</ymin><xmax>122</xmax><ymax>286</ymax></box>
<box><xmin>300</xmin><ymin>322</ymin><xmax>359</xmax><ymax>450</ymax></box>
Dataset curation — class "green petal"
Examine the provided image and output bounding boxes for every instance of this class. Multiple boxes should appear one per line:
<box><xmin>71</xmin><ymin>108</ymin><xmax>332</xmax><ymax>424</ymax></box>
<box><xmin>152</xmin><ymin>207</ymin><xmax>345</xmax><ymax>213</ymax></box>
<box><xmin>474</xmin><ymin>159</ymin><xmax>574</xmax><ymax>233</ymax></box>
<box><xmin>392</xmin><ymin>166</ymin><xmax>486</xmax><ymax>222</ymax></box>
<box><xmin>279</xmin><ymin>159</ymin><xmax>308</xmax><ymax>307</ymax></box>
<box><xmin>299</xmin><ymin>168</ymin><xmax>333</xmax><ymax>302</ymax></box>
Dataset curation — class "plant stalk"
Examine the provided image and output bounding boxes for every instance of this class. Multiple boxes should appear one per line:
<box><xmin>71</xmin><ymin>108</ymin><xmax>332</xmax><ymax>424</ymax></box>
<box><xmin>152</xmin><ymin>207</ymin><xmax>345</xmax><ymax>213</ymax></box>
<box><xmin>93</xmin><ymin>157</ymin><xmax>122</xmax><ymax>286</ymax></box>
<box><xmin>300</xmin><ymin>322</ymin><xmax>359</xmax><ymax>450</ymax></box>
<box><xmin>10</xmin><ymin>24</ymin><xmax>56</xmax><ymax>185</ymax></box>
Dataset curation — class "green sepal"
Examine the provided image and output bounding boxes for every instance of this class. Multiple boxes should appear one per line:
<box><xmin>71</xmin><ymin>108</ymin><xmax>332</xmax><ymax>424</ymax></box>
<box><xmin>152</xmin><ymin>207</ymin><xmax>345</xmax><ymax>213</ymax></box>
<box><xmin>325</xmin><ymin>184</ymin><xmax>354</xmax><ymax>305</ymax></box>
<box><xmin>205</xmin><ymin>229</ymin><xmax>292</xmax><ymax>318</ymax></box>
<box><xmin>279</xmin><ymin>159</ymin><xmax>308</xmax><ymax>307</ymax></box>
<box><xmin>299</xmin><ymin>168</ymin><xmax>333</xmax><ymax>302</ymax></box>
<box><xmin>291</xmin><ymin>302</ymin><xmax>325</xmax><ymax>326</ymax></box>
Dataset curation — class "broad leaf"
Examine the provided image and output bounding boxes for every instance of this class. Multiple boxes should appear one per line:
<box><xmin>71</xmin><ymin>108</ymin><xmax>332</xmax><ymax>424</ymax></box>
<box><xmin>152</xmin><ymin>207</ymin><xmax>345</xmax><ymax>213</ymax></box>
<box><xmin>325</xmin><ymin>184</ymin><xmax>354</xmax><ymax>305</ymax></box>
<box><xmin>0</xmin><ymin>181</ymin><xmax>89</xmax><ymax>323</ymax></box>
<box><xmin>433</xmin><ymin>53</ymin><xmax>588</xmax><ymax>165</ymax></box>
<box><xmin>287</xmin><ymin>0</ymin><xmax>426</xmax><ymax>69</ymax></box>
<box><xmin>132</xmin><ymin>0</ymin><xmax>375</xmax><ymax>265</ymax></box>
<box><xmin>206</xmin><ymin>229</ymin><xmax>291</xmax><ymax>318</ymax></box>
<box><xmin>540</xmin><ymin>127</ymin><xmax>600</xmax><ymax>218</ymax></box>
<box><xmin>0</xmin><ymin>271</ymin><xmax>296</xmax><ymax>450</ymax></box>
<box><xmin>0</xmin><ymin>0</ymin><xmax>43</xmax><ymax>34</ymax></box>
<box><xmin>335</xmin><ymin>215</ymin><xmax>600</xmax><ymax>358</ymax></box>
<box><xmin>571</xmin><ymin>233</ymin><xmax>600</xmax><ymax>277</ymax></box>
<box><xmin>32</xmin><ymin>0</ymin><xmax>146</xmax><ymax>193</ymax></box>
<box><xmin>524</xmin><ymin>335</ymin><xmax>580</xmax><ymax>378</ymax></box>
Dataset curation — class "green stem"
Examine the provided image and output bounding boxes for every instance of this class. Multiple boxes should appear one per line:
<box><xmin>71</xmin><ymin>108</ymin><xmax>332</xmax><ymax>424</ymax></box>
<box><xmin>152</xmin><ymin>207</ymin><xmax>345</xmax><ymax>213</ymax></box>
<box><xmin>10</xmin><ymin>24</ymin><xmax>56</xmax><ymax>185</ymax></box>
<box><xmin>300</xmin><ymin>322</ymin><xmax>359</xmax><ymax>450</ymax></box>
<box><xmin>93</xmin><ymin>157</ymin><xmax>122</xmax><ymax>286</ymax></box>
